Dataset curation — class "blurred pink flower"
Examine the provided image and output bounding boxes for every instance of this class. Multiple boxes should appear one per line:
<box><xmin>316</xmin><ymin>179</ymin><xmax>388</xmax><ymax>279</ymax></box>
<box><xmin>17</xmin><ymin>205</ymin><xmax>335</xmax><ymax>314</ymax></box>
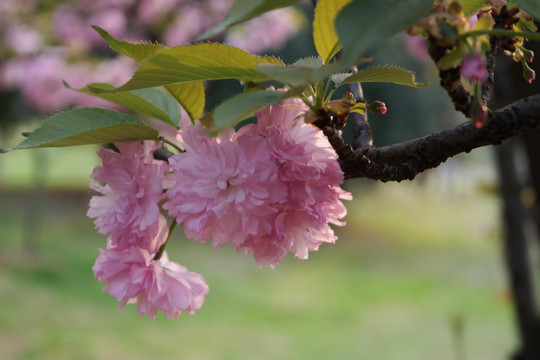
<box><xmin>53</xmin><ymin>6</ymin><xmax>127</xmax><ymax>50</ymax></box>
<box><xmin>225</xmin><ymin>8</ymin><xmax>302</xmax><ymax>53</ymax></box>
<box><xmin>460</xmin><ymin>52</ymin><xmax>488</xmax><ymax>82</ymax></box>
<box><xmin>403</xmin><ymin>35</ymin><xmax>431</xmax><ymax>62</ymax></box>
<box><xmin>4</xmin><ymin>25</ymin><xmax>43</xmax><ymax>55</ymax></box>
<box><xmin>163</xmin><ymin>4</ymin><xmax>213</xmax><ymax>46</ymax></box>
<box><xmin>0</xmin><ymin>59</ymin><xmax>26</xmax><ymax>89</ymax></box>
<box><xmin>88</xmin><ymin>141</ymin><xmax>168</xmax><ymax>252</ymax></box>
<box><xmin>18</xmin><ymin>52</ymin><xmax>85</xmax><ymax>112</ymax></box>
<box><xmin>93</xmin><ymin>246</ymin><xmax>209</xmax><ymax>320</ymax></box>
<box><xmin>137</xmin><ymin>0</ymin><xmax>183</xmax><ymax>25</ymax></box>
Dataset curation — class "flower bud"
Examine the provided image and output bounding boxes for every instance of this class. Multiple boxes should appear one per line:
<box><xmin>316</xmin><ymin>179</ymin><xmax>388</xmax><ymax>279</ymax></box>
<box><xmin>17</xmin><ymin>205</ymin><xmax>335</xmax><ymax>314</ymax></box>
<box><xmin>472</xmin><ymin>103</ymin><xmax>488</xmax><ymax>128</ymax></box>
<box><xmin>522</xmin><ymin>61</ymin><xmax>536</xmax><ymax>84</ymax></box>
<box><xmin>367</xmin><ymin>101</ymin><xmax>387</xmax><ymax>115</ymax></box>
<box><xmin>522</xmin><ymin>48</ymin><xmax>534</xmax><ymax>63</ymax></box>
<box><xmin>470</xmin><ymin>93</ymin><xmax>488</xmax><ymax>129</ymax></box>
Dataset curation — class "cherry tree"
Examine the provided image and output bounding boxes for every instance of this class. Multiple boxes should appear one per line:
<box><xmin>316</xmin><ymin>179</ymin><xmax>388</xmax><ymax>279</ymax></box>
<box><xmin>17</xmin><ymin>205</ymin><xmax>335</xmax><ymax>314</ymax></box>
<box><xmin>2</xmin><ymin>0</ymin><xmax>540</xmax><ymax>358</ymax></box>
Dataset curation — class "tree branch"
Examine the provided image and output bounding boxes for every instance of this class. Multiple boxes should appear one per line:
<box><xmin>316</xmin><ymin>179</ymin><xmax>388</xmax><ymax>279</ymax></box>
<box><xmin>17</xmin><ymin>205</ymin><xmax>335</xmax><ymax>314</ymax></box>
<box><xmin>347</xmin><ymin>80</ymin><xmax>373</xmax><ymax>150</ymax></box>
<box><xmin>328</xmin><ymin>93</ymin><xmax>540</xmax><ymax>181</ymax></box>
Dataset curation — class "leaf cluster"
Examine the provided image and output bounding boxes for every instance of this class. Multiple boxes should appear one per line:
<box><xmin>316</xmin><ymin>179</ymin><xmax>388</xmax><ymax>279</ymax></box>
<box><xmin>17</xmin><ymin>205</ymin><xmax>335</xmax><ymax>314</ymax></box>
<box><xmin>3</xmin><ymin>0</ymin><xmax>538</xmax><ymax>153</ymax></box>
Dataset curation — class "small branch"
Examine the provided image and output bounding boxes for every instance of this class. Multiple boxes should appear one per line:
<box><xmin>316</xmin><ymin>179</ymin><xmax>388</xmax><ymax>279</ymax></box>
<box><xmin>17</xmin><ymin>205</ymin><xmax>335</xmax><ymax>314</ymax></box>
<box><xmin>346</xmin><ymin>77</ymin><xmax>373</xmax><ymax>149</ymax></box>
<box><xmin>331</xmin><ymin>93</ymin><xmax>540</xmax><ymax>181</ymax></box>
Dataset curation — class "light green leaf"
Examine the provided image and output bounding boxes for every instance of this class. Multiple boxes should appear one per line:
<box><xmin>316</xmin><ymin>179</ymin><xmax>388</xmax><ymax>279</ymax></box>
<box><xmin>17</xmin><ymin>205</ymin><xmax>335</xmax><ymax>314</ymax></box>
<box><xmin>92</xmin><ymin>26</ymin><xmax>166</xmax><ymax>63</ymax></box>
<box><xmin>313</xmin><ymin>0</ymin><xmax>354</xmax><ymax>64</ymax></box>
<box><xmin>460</xmin><ymin>0</ymin><xmax>488</xmax><ymax>16</ymax></box>
<box><xmin>335</xmin><ymin>0</ymin><xmax>434</xmax><ymax>66</ymax></box>
<box><xmin>338</xmin><ymin>66</ymin><xmax>427</xmax><ymax>87</ymax></box>
<box><xmin>95</xmin><ymin>43</ymin><xmax>272</xmax><ymax>92</ymax></box>
<box><xmin>257</xmin><ymin>57</ymin><xmax>370</xmax><ymax>86</ymax></box>
<box><xmin>196</xmin><ymin>0</ymin><xmax>302</xmax><ymax>40</ymax></box>
<box><xmin>436</xmin><ymin>43</ymin><xmax>469</xmax><ymax>70</ymax></box>
<box><xmin>2</xmin><ymin>108</ymin><xmax>159</xmax><ymax>152</ymax></box>
<box><xmin>69</xmin><ymin>82</ymin><xmax>180</xmax><ymax>126</ymax></box>
<box><xmin>515</xmin><ymin>0</ymin><xmax>540</xmax><ymax>21</ymax></box>
<box><xmin>330</xmin><ymin>72</ymin><xmax>354</xmax><ymax>86</ymax></box>
<box><xmin>256</xmin><ymin>63</ymin><xmax>317</xmax><ymax>86</ymax></box>
<box><xmin>165</xmin><ymin>82</ymin><xmax>205</xmax><ymax>123</ymax></box>
<box><xmin>211</xmin><ymin>90</ymin><xmax>287</xmax><ymax>132</ymax></box>
<box><xmin>293</xmin><ymin>56</ymin><xmax>324</xmax><ymax>68</ymax></box>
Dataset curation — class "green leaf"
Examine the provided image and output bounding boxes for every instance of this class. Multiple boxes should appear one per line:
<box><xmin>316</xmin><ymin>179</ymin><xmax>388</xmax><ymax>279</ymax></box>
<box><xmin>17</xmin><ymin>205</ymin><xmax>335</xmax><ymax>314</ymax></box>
<box><xmin>335</xmin><ymin>0</ymin><xmax>434</xmax><ymax>66</ymax></box>
<box><xmin>436</xmin><ymin>43</ymin><xmax>469</xmax><ymax>70</ymax></box>
<box><xmin>257</xmin><ymin>57</ymin><xmax>371</xmax><ymax>86</ymax></box>
<box><xmin>165</xmin><ymin>82</ymin><xmax>205</xmax><ymax>123</ymax></box>
<box><xmin>338</xmin><ymin>66</ymin><xmax>427</xmax><ymax>87</ymax></box>
<box><xmin>2</xmin><ymin>108</ymin><xmax>159</xmax><ymax>152</ymax></box>
<box><xmin>293</xmin><ymin>56</ymin><xmax>324</xmax><ymax>68</ymax></box>
<box><xmin>330</xmin><ymin>72</ymin><xmax>354</xmax><ymax>86</ymax></box>
<box><xmin>211</xmin><ymin>90</ymin><xmax>287</xmax><ymax>132</ymax></box>
<box><xmin>95</xmin><ymin>43</ymin><xmax>272</xmax><ymax>92</ymax></box>
<box><xmin>69</xmin><ymin>82</ymin><xmax>180</xmax><ymax>126</ymax></box>
<box><xmin>515</xmin><ymin>0</ymin><xmax>540</xmax><ymax>21</ymax></box>
<box><xmin>92</xmin><ymin>26</ymin><xmax>166</xmax><ymax>63</ymax></box>
<box><xmin>256</xmin><ymin>63</ymin><xmax>318</xmax><ymax>86</ymax></box>
<box><xmin>313</xmin><ymin>0</ymin><xmax>354</xmax><ymax>64</ymax></box>
<box><xmin>196</xmin><ymin>0</ymin><xmax>302</xmax><ymax>40</ymax></box>
<box><xmin>460</xmin><ymin>0</ymin><xmax>487</xmax><ymax>17</ymax></box>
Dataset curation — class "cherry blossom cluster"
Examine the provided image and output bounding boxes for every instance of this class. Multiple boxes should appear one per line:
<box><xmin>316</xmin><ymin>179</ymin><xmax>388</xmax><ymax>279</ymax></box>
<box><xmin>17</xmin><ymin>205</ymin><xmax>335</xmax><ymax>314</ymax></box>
<box><xmin>88</xmin><ymin>97</ymin><xmax>351</xmax><ymax>319</ymax></box>
<box><xmin>88</xmin><ymin>141</ymin><xmax>209</xmax><ymax>320</ymax></box>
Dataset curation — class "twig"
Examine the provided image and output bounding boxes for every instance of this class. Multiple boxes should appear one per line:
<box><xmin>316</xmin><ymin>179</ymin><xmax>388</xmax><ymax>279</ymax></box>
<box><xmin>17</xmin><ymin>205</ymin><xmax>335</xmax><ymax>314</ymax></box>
<box><xmin>332</xmin><ymin>93</ymin><xmax>540</xmax><ymax>181</ymax></box>
<box><xmin>346</xmin><ymin>70</ymin><xmax>373</xmax><ymax>150</ymax></box>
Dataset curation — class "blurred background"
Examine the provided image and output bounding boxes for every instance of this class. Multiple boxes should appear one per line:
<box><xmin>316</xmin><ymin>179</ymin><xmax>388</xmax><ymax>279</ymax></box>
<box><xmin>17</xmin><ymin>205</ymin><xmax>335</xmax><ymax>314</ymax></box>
<box><xmin>0</xmin><ymin>1</ymin><xmax>538</xmax><ymax>359</ymax></box>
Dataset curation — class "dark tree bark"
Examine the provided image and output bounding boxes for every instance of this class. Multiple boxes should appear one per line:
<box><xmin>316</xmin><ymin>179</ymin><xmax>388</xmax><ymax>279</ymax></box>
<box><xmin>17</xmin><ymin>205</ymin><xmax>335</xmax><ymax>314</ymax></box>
<box><xmin>496</xmin><ymin>141</ymin><xmax>540</xmax><ymax>360</ymax></box>
<box><xmin>314</xmin><ymin>94</ymin><xmax>540</xmax><ymax>181</ymax></box>
<box><xmin>490</xmin><ymin>36</ymin><xmax>540</xmax><ymax>359</ymax></box>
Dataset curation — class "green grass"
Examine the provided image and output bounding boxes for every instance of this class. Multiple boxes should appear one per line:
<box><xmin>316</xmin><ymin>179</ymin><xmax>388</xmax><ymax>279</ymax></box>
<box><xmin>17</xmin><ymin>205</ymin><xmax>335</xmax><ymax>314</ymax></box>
<box><xmin>0</xmin><ymin>179</ymin><xmax>517</xmax><ymax>360</ymax></box>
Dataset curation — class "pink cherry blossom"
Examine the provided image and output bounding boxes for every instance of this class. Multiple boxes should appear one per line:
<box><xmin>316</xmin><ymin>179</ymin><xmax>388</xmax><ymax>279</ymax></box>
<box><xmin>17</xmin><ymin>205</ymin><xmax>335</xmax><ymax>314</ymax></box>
<box><xmin>93</xmin><ymin>246</ymin><xmax>209</xmax><ymax>320</ymax></box>
<box><xmin>88</xmin><ymin>141</ymin><xmax>168</xmax><ymax>252</ymax></box>
<box><xmin>235</xmin><ymin>97</ymin><xmax>352</xmax><ymax>266</ymax></box>
<box><xmin>163</xmin><ymin>125</ymin><xmax>287</xmax><ymax>248</ymax></box>
<box><xmin>164</xmin><ymin>94</ymin><xmax>351</xmax><ymax>267</ymax></box>
<box><xmin>460</xmin><ymin>52</ymin><xmax>488</xmax><ymax>82</ymax></box>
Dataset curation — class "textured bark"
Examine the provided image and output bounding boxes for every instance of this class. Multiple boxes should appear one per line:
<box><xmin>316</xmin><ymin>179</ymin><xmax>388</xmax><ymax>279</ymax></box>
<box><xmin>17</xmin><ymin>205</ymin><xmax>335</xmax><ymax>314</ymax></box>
<box><xmin>325</xmin><ymin>93</ymin><xmax>540</xmax><ymax>181</ymax></box>
<box><xmin>496</xmin><ymin>141</ymin><xmax>540</xmax><ymax>360</ymax></box>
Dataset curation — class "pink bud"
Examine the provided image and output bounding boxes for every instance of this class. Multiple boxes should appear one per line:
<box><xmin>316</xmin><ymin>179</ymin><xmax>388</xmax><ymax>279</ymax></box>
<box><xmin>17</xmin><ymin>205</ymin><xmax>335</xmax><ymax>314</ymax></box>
<box><xmin>460</xmin><ymin>53</ymin><xmax>488</xmax><ymax>82</ymax></box>
<box><xmin>523</xmin><ymin>62</ymin><xmax>536</xmax><ymax>84</ymax></box>
<box><xmin>471</xmin><ymin>102</ymin><xmax>488</xmax><ymax>129</ymax></box>
<box><xmin>368</xmin><ymin>101</ymin><xmax>387</xmax><ymax>115</ymax></box>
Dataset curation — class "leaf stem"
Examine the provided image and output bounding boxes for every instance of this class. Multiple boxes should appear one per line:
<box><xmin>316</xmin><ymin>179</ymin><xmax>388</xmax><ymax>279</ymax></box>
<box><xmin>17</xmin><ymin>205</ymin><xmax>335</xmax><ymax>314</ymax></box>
<box><xmin>161</xmin><ymin>138</ymin><xmax>184</xmax><ymax>153</ymax></box>
<box><xmin>153</xmin><ymin>220</ymin><xmax>177</xmax><ymax>261</ymax></box>
<box><xmin>461</xmin><ymin>29</ymin><xmax>540</xmax><ymax>41</ymax></box>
